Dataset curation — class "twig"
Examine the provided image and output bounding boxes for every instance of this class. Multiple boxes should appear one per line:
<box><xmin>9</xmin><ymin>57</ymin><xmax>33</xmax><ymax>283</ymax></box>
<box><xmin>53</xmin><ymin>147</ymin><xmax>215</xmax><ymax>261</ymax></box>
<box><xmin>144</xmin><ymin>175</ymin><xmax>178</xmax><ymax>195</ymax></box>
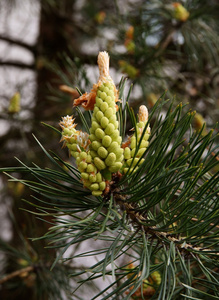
<box><xmin>172</xmin><ymin>214</ymin><xmax>219</xmax><ymax>229</ymax></box>
<box><xmin>0</xmin><ymin>265</ymin><xmax>34</xmax><ymax>284</ymax></box>
<box><xmin>211</xmin><ymin>151</ymin><xmax>219</xmax><ymax>161</ymax></box>
<box><xmin>192</xmin><ymin>267</ymin><xmax>219</xmax><ymax>286</ymax></box>
<box><xmin>154</xmin><ymin>29</ymin><xmax>176</xmax><ymax>58</ymax></box>
<box><xmin>113</xmin><ymin>189</ymin><xmax>217</xmax><ymax>255</ymax></box>
<box><xmin>190</xmin><ymin>217</ymin><xmax>219</xmax><ymax>229</ymax></box>
<box><xmin>0</xmin><ymin>60</ymin><xmax>35</xmax><ymax>69</ymax></box>
<box><xmin>0</xmin><ymin>35</ymin><xmax>37</xmax><ymax>55</ymax></box>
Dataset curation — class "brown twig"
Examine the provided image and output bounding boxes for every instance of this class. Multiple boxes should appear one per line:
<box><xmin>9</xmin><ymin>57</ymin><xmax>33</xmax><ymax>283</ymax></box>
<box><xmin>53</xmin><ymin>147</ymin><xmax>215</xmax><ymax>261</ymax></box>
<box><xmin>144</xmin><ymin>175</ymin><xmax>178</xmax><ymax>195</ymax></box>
<box><xmin>0</xmin><ymin>266</ymin><xmax>34</xmax><ymax>284</ymax></box>
<box><xmin>192</xmin><ymin>267</ymin><xmax>219</xmax><ymax>286</ymax></box>
<box><xmin>0</xmin><ymin>35</ymin><xmax>37</xmax><ymax>55</ymax></box>
<box><xmin>0</xmin><ymin>60</ymin><xmax>35</xmax><ymax>69</ymax></box>
<box><xmin>154</xmin><ymin>29</ymin><xmax>176</xmax><ymax>58</ymax></box>
<box><xmin>190</xmin><ymin>217</ymin><xmax>219</xmax><ymax>229</ymax></box>
<box><xmin>211</xmin><ymin>151</ymin><xmax>219</xmax><ymax>161</ymax></box>
<box><xmin>172</xmin><ymin>214</ymin><xmax>219</xmax><ymax>229</ymax></box>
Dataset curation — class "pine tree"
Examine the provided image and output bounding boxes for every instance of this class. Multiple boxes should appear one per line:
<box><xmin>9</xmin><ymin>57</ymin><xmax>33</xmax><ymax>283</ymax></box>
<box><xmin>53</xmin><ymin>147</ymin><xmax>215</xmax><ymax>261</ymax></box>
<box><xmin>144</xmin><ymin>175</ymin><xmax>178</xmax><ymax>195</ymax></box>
<box><xmin>0</xmin><ymin>1</ymin><xmax>219</xmax><ymax>299</ymax></box>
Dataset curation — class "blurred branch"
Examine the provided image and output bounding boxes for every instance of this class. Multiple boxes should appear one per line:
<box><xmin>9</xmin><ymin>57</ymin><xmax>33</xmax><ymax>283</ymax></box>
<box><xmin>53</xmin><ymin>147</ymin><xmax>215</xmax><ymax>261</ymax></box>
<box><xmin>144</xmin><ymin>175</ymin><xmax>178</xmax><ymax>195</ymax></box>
<box><xmin>0</xmin><ymin>35</ymin><xmax>37</xmax><ymax>56</ymax></box>
<box><xmin>155</xmin><ymin>28</ymin><xmax>176</xmax><ymax>58</ymax></box>
<box><xmin>0</xmin><ymin>266</ymin><xmax>34</xmax><ymax>284</ymax></box>
<box><xmin>0</xmin><ymin>60</ymin><xmax>35</xmax><ymax>69</ymax></box>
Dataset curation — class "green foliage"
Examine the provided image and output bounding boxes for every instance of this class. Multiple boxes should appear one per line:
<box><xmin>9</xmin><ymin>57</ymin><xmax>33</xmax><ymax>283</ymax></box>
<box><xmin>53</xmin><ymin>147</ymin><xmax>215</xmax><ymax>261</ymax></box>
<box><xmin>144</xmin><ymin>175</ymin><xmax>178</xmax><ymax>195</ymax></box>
<box><xmin>1</xmin><ymin>79</ymin><xmax>218</xmax><ymax>299</ymax></box>
<box><xmin>0</xmin><ymin>214</ymin><xmax>77</xmax><ymax>300</ymax></box>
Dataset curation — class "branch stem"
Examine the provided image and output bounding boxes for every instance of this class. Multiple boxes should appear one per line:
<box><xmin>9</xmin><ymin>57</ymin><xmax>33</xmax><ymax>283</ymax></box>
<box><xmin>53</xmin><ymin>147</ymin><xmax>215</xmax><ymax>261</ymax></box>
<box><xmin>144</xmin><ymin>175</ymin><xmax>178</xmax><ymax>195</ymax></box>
<box><xmin>0</xmin><ymin>35</ymin><xmax>36</xmax><ymax>55</ymax></box>
<box><xmin>0</xmin><ymin>265</ymin><xmax>34</xmax><ymax>284</ymax></box>
<box><xmin>113</xmin><ymin>191</ymin><xmax>216</xmax><ymax>255</ymax></box>
<box><xmin>0</xmin><ymin>60</ymin><xmax>35</xmax><ymax>69</ymax></box>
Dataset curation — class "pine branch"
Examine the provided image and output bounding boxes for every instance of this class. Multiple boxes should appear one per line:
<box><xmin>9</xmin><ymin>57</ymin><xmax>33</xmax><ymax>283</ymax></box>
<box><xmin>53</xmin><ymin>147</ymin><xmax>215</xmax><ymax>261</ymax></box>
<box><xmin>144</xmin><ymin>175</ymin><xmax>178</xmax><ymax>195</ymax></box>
<box><xmin>1</xmin><ymin>50</ymin><xmax>218</xmax><ymax>299</ymax></box>
<box><xmin>106</xmin><ymin>179</ymin><xmax>218</xmax><ymax>257</ymax></box>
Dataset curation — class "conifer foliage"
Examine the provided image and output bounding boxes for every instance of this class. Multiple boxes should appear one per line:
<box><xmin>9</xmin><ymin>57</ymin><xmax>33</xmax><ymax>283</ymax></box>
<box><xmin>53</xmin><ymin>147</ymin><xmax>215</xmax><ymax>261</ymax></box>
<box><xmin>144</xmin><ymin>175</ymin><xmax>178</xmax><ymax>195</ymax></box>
<box><xmin>1</xmin><ymin>51</ymin><xmax>218</xmax><ymax>299</ymax></box>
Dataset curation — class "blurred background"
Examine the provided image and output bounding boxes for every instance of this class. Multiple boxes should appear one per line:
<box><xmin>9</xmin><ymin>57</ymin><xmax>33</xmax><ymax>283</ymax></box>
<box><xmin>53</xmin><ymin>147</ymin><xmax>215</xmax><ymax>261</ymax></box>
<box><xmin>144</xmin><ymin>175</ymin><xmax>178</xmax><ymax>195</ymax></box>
<box><xmin>0</xmin><ymin>0</ymin><xmax>219</xmax><ymax>299</ymax></box>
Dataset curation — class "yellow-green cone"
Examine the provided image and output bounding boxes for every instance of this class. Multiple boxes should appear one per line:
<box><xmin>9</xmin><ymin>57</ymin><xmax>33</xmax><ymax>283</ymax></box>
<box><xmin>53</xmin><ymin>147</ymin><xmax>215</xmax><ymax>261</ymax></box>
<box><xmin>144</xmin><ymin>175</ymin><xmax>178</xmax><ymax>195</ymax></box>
<box><xmin>59</xmin><ymin>52</ymin><xmax>151</xmax><ymax>196</ymax></box>
<box><xmin>123</xmin><ymin>105</ymin><xmax>150</xmax><ymax>174</ymax></box>
<box><xmin>89</xmin><ymin>53</ymin><xmax>123</xmax><ymax>176</ymax></box>
<box><xmin>60</xmin><ymin>115</ymin><xmax>106</xmax><ymax>196</ymax></box>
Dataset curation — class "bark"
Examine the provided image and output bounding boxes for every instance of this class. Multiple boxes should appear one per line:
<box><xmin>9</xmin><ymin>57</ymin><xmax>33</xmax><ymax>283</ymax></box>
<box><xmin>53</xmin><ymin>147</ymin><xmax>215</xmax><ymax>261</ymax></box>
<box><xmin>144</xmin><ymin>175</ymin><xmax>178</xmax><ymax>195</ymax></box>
<box><xmin>35</xmin><ymin>0</ymin><xmax>76</xmax><ymax>121</ymax></box>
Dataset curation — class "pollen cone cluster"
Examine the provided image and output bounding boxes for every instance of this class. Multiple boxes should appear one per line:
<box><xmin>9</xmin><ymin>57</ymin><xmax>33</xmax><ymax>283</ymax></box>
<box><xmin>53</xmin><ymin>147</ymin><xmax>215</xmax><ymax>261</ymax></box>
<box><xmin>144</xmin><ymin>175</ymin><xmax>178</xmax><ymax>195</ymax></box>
<box><xmin>60</xmin><ymin>51</ymin><xmax>151</xmax><ymax>196</ymax></box>
<box><xmin>88</xmin><ymin>52</ymin><xmax>123</xmax><ymax>176</ymax></box>
<box><xmin>126</xmin><ymin>263</ymin><xmax>161</xmax><ymax>299</ymax></box>
<box><xmin>123</xmin><ymin>105</ymin><xmax>150</xmax><ymax>174</ymax></box>
<box><xmin>60</xmin><ymin>115</ymin><xmax>105</xmax><ymax>196</ymax></box>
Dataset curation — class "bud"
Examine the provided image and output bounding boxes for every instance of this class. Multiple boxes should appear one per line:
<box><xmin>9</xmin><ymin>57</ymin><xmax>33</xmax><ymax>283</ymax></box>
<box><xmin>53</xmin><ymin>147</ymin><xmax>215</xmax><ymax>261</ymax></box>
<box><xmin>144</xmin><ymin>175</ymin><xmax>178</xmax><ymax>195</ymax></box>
<box><xmin>172</xmin><ymin>2</ymin><xmax>190</xmax><ymax>22</ymax></box>
<box><xmin>150</xmin><ymin>271</ymin><xmax>161</xmax><ymax>285</ymax></box>
<box><xmin>8</xmin><ymin>92</ymin><xmax>21</xmax><ymax>114</ymax></box>
<box><xmin>94</xmin><ymin>11</ymin><xmax>106</xmax><ymax>24</ymax></box>
<box><xmin>124</xmin><ymin>26</ymin><xmax>135</xmax><ymax>54</ymax></box>
<box><xmin>123</xmin><ymin>105</ymin><xmax>150</xmax><ymax>174</ymax></box>
<box><xmin>119</xmin><ymin>60</ymin><xmax>139</xmax><ymax>79</ymax></box>
<box><xmin>147</xmin><ymin>92</ymin><xmax>158</xmax><ymax>108</ymax></box>
<box><xmin>60</xmin><ymin>115</ymin><xmax>106</xmax><ymax>196</ymax></box>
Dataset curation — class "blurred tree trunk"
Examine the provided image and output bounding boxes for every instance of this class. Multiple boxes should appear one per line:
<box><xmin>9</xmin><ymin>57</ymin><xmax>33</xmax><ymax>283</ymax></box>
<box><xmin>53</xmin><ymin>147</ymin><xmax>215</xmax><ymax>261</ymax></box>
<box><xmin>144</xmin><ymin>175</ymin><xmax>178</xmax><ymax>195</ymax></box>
<box><xmin>35</xmin><ymin>0</ymin><xmax>76</xmax><ymax>121</ymax></box>
<box><xmin>0</xmin><ymin>4</ymin><xmax>78</xmax><ymax>299</ymax></box>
